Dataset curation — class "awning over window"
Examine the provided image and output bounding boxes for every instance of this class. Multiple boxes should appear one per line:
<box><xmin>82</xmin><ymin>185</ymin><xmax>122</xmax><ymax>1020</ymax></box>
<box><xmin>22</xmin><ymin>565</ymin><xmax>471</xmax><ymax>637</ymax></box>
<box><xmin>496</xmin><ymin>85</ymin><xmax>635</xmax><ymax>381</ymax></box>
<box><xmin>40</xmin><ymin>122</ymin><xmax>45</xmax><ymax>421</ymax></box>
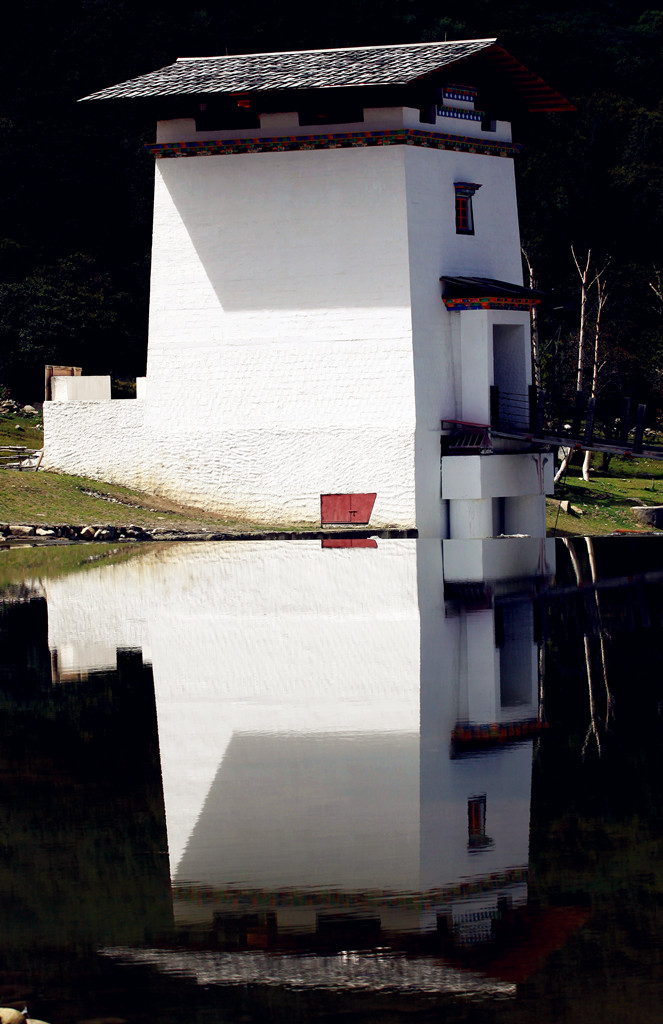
<box><xmin>440</xmin><ymin>276</ymin><xmax>547</xmax><ymax>310</ymax></box>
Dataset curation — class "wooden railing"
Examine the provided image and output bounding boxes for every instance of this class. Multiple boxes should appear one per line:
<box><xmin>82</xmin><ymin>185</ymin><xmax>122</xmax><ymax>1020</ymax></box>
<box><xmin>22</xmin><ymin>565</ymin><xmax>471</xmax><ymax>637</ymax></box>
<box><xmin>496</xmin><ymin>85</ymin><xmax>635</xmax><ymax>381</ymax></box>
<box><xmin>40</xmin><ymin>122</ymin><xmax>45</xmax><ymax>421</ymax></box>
<box><xmin>490</xmin><ymin>387</ymin><xmax>653</xmax><ymax>455</ymax></box>
<box><xmin>0</xmin><ymin>446</ymin><xmax>43</xmax><ymax>470</ymax></box>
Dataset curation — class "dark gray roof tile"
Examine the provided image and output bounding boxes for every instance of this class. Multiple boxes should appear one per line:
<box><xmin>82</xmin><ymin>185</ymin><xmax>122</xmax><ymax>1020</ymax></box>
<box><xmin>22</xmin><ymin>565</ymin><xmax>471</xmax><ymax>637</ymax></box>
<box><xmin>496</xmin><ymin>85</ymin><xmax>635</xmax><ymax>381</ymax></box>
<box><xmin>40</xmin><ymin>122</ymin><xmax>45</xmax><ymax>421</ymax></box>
<box><xmin>440</xmin><ymin>276</ymin><xmax>548</xmax><ymax>300</ymax></box>
<box><xmin>80</xmin><ymin>39</ymin><xmax>496</xmax><ymax>101</ymax></box>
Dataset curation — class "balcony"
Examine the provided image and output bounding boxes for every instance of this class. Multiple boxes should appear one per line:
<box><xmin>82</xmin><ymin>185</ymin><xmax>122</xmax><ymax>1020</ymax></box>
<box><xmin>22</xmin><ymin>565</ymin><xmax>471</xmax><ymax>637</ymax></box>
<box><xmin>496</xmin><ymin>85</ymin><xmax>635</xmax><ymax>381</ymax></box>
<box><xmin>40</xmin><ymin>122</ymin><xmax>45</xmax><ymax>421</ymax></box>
<box><xmin>444</xmin><ymin>387</ymin><xmax>663</xmax><ymax>462</ymax></box>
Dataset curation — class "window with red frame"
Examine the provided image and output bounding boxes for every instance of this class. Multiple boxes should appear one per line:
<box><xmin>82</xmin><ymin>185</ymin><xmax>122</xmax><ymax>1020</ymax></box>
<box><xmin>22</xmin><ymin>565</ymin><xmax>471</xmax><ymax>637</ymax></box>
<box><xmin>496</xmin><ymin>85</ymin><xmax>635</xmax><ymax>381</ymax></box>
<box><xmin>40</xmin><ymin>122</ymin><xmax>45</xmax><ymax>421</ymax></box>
<box><xmin>454</xmin><ymin>182</ymin><xmax>482</xmax><ymax>235</ymax></box>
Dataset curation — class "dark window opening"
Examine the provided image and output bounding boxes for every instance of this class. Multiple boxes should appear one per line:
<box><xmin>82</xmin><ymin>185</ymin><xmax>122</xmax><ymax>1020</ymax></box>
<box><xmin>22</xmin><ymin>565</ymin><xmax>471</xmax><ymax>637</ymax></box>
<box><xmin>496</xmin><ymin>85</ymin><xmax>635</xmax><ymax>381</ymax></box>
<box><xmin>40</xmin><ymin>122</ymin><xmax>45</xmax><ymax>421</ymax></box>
<box><xmin>195</xmin><ymin>100</ymin><xmax>260</xmax><ymax>131</ymax></box>
<box><xmin>468</xmin><ymin>793</ymin><xmax>494</xmax><ymax>851</ymax></box>
<box><xmin>316</xmin><ymin>915</ymin><xmax>382</xmax><ymax>950</ymax></box>
<box><xmin>213</xmin><ymin>912</ymin><xmax>277</xmax><ymax>949</ymax></box>
<box><xmin>298</xmin><ymin>107</ymin><xmax>364</xmax><ymax>126</ymax></box>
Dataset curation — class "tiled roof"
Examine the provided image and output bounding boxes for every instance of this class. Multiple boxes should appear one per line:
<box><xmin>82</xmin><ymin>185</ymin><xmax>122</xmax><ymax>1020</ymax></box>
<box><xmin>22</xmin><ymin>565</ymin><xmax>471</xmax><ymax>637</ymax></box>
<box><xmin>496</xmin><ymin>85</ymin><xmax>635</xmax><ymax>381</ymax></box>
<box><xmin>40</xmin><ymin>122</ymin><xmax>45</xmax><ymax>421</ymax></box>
<box><xmin>80</xmin><ymin>39</ymin><xmax>497</xmax><ymax>100</ymax></box>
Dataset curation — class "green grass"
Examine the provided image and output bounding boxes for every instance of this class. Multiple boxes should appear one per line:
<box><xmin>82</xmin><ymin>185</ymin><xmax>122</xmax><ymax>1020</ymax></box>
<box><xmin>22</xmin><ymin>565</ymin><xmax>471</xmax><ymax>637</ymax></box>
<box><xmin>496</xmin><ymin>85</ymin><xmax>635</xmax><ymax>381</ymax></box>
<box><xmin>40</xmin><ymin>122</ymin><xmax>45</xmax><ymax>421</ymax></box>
<box><xmin>0</xmin><ymin>466</ymin><xmax>245</xmax><ymax>529</ymax></box>
<box><xmin>0</xmin><ymin>543</ymin><xmax>147</xmax><ymax>589</ymax></box>
<box><xmin>0</xmin><ymin>412</ymin><xmax>44</xmax><ymax>449</ymax></box>
<box><xmin>547</xmin><ymin>452</ymin><xmax>663</xmax><ymax>536</ymax></box>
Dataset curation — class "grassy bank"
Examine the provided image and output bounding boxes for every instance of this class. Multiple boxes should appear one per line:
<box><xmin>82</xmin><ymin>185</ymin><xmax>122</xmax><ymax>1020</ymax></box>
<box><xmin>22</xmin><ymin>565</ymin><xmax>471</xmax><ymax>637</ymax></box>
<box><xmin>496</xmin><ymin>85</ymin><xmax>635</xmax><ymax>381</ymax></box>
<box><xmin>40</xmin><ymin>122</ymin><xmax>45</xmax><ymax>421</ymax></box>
<box><xmin>0</xmin><ymin>466</ymin><xmax>265</xmax><ymax>532</ymax></box>
<box><xmin>547</xmin><ymin>452</ymin><xmax>663</xmax><ymax>536</ymax></box>
<box><xmin>0</xmin><ymin>543</ymin><xmax>148</xmax><ymax>589</ymax></box>
<box><xmin>0</xmin><ymin>410</ymin><xmax>44</xmax><ymax>450</ymax></box>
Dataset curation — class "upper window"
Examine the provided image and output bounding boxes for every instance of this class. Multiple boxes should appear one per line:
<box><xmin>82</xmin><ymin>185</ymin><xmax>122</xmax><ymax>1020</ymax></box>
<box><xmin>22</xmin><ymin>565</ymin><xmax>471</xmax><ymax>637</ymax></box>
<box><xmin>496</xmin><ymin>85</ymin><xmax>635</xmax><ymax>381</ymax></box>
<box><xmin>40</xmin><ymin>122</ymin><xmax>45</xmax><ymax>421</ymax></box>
<box><xmin>298</xmin><ymin>106</ymin><xmax>364</xmax><ymax>126</ymax></box>
<box><xmin>454</xmin><ymin>182</ymin><xmax>482</xmax><ymax>235</ymax></box>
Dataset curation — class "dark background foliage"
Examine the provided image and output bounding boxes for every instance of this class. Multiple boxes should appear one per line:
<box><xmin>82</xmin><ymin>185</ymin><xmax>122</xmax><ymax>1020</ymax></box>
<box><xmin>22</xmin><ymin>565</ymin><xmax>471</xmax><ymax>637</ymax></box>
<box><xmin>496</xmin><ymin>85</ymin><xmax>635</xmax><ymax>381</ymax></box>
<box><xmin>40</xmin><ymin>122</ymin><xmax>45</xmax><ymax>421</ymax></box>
<box><xmin>2</xmin><ymin>1</ymin><xmax>662</xmax><ymax>403</ymax></box>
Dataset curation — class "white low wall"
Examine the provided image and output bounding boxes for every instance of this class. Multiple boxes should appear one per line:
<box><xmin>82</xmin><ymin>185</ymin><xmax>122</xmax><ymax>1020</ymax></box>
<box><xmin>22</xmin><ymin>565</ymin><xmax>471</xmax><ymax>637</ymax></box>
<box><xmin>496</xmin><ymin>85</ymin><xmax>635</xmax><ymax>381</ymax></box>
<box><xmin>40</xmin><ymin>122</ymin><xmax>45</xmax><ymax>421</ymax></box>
<box><xmin>44</xmin><ymin>398</ymin><xmax>416</xmax><ymax>526</ymax></box>
<box><xmin>42</xmin><ymin>399</ymin><xmax>147</xmax><ymax>489</ymax></box>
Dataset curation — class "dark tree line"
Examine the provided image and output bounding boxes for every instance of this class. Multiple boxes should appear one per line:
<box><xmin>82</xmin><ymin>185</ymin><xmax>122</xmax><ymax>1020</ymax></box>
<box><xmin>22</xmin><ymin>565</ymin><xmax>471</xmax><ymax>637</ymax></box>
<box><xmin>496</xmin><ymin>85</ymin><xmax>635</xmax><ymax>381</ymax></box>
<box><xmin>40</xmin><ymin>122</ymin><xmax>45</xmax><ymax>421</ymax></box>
<box><xmin>1</xmin><ymin>0</ymin><xmax>662</xmax><ymax>404</ymax></box>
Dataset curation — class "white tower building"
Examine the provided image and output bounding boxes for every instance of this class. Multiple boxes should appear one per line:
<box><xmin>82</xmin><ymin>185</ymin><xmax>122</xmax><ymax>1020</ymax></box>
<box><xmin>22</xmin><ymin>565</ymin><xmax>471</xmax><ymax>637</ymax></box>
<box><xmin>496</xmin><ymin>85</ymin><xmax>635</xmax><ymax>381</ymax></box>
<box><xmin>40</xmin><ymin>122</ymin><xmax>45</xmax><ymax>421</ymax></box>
<box><xmin>43</xmin><ymin>40</ymin><xmax>573</xmax><ymax>537</ymax></box>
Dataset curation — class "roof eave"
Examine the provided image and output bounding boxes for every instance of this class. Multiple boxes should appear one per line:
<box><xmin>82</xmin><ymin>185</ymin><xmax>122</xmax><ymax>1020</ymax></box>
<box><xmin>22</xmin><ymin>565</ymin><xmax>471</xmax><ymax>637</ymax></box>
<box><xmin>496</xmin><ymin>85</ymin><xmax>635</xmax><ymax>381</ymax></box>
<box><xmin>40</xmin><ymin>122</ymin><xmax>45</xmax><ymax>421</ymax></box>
<box><xmin>77</xmin><ymin>39</ymin><xmax>575</xmax><ymax>114</ymax></box>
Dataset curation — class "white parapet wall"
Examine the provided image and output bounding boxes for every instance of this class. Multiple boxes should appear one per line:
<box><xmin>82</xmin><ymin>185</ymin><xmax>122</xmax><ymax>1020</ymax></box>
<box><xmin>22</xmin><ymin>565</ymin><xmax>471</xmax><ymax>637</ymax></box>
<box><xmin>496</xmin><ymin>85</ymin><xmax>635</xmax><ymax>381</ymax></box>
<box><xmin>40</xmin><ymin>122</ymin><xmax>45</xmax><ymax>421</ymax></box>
<box><xmin>442</xmin><ymin>452</ymin><xmax>554</xmax><ymax>500</ymax></box>
<box><xmin>44</xmin><ymin>398</ymin><xmax>417</xmax><ymax>528</ymax></box>
<box><xmin>51</xmin><ymin>375</ymin><xmax>111</xmax><ymax>401</ymax></box>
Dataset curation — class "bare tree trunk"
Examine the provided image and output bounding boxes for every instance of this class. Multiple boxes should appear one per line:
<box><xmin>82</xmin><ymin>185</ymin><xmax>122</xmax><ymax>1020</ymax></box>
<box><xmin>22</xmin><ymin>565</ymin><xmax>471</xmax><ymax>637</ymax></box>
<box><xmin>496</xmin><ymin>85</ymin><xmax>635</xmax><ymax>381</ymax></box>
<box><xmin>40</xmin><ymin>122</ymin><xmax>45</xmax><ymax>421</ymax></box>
<box><xmin>572</xmin><ymin>246</ymin><xmax>592</xmax><ymax>393</ymax></box>
<box><xmin>563</xmin><ymin>538</ymin><xmax>609</xmax><ymax>760</ymax></box>
<box><xmin>522</xmin><ymin>247</ymin><xmax>542</xmax><ymax>390</ymax></box>
<box><xmin>585</xmin><ymin>537</ymin><xmax>614</xmax><ymax>736</ymax></box>
<box><xmin>554</xmin><ymin>248</ymin><xmax>592</xmax><ymax>486</ymax></box>
<box><xmin>554</xmin><ymin>446</ymin><xmax>573</xmax><ymax>485</ymax></box>
<box><xmin>649</xmin><ymin>267</ymin><xmax>663</xmax><ymax>308</ymax></box>
<box><xmin>581</xmin><ymin>273</ymin><xmax>608</xmax><ymax>481</ymax></box>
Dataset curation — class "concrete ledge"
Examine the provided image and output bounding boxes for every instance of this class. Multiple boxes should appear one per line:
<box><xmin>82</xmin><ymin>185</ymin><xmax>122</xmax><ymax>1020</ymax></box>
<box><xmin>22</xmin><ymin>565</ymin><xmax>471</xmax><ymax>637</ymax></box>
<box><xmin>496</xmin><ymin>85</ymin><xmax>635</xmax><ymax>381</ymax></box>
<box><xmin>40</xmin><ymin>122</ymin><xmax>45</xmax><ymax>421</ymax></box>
<box><xmin>631</xmin><ymin>505</ymin><xmax>663</xmax><ymax>529</ymax></box>
<box><xmin>442</xmin><ymin>452</ymin><xmax>554</xmax><ymax>499</ymax></box>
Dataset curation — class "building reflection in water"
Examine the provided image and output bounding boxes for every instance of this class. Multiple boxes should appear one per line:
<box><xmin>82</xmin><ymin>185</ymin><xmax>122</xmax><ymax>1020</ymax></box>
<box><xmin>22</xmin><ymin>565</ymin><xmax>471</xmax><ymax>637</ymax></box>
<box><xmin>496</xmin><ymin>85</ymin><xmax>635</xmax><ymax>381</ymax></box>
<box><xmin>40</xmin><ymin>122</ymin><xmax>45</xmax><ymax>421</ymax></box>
<box><xmin>41</xmin><ymin>536</ymin><xmax>557</xmax><ymax>990</ymax></box>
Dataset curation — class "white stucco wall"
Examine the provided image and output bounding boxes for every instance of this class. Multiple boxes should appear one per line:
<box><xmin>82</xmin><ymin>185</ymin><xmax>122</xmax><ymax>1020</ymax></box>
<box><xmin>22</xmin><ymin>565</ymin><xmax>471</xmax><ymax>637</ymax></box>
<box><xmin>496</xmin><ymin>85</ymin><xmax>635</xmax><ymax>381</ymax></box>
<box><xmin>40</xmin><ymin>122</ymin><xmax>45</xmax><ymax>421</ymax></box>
<box><xmin>405</xmin><ymin>148</ymin><xmax>456</xmax><ymax>539</ymax></box>
<box><xmin>140</xmin><ymin>142</ymin><xmax>416</xmax><ymax>526</ymax></box>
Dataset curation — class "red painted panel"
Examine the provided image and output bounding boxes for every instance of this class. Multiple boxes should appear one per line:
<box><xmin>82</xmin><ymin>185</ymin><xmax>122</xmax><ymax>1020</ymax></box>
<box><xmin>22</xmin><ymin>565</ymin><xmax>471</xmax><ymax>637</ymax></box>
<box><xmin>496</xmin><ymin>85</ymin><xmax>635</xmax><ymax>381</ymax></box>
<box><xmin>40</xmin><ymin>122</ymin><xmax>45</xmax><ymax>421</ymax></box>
<box><xmin>320</xmin><ymin>493</ymin><xmax>377</xmax><ymax>525</ymax></box>
<box><xmin>321</xmin><ymin>538</ymin><xmax>378</xmax><ymax>549</ymax></box>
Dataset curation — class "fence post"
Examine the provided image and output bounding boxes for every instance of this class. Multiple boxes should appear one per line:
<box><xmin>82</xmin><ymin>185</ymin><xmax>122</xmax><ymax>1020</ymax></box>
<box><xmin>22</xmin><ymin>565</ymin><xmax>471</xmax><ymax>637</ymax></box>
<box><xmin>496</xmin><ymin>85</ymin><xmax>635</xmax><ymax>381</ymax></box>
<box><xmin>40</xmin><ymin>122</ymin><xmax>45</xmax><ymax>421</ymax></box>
<box><xmin>619</xmin><ymin>397</ymin><xmax>631</xmax><ymax>445</ymax></box>
<box><xmin>490</xmin><ymin>386</ymin><xmax>499</xmax><ymax>429</ymax></box>
<box><xmin>534</xmin><ymin>391</ymin><xmax>547</xmax><ymax>436</ymax></box>
<box><xmin>528</xmin><ymin>385</ymin><xmax>537</xmax><ymax>432</ymax></box>
<box><xmin>583</xmin><ymin>397</ymin><xmax>596</xmax><ymax>445</ymax></box>
<box><xmin>633</xmin><ymin>403</ymin><xmax>647</xmax><ymax>453</ymax></box>
<box><xmin>572</xmin><ymin>391</ymin><xmax>584</xmax><ymax>437</ymax></box>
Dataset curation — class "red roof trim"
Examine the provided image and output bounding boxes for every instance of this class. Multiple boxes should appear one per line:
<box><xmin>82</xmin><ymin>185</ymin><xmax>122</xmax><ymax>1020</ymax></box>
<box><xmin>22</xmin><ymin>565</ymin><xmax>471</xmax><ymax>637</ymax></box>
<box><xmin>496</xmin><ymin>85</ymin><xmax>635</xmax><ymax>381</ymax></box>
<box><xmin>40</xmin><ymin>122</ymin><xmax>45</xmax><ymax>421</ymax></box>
<box><xmin>483</xmin><ymin>44</ymin><xmax>576</xmax><ymax>112</ymax></box>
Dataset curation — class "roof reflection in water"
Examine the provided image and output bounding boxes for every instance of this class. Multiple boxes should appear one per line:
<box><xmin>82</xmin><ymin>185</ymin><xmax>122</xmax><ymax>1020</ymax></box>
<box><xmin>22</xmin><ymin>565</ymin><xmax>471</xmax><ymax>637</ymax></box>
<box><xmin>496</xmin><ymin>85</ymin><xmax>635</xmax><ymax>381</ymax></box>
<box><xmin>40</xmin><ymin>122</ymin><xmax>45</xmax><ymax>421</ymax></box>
<box><xmin>100</xmin><ymin>945</ymin><xmax>517</xmax><ymax>996</ymax></box>
<box><xmin>43</xmin><ymin>536</ymin><xmax>556</xmax><ymax>992</ymax></box>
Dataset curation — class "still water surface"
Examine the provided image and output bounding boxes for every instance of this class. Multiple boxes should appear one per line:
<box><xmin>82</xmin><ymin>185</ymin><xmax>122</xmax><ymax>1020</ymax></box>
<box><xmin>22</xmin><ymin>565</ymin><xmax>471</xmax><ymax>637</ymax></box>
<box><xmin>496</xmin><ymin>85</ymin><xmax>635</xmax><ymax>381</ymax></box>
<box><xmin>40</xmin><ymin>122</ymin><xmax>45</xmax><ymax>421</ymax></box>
<box><xmin>1</xmin><ymin>536</ymin><xmax>663</xmax><ymax>1023</ymax></box>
